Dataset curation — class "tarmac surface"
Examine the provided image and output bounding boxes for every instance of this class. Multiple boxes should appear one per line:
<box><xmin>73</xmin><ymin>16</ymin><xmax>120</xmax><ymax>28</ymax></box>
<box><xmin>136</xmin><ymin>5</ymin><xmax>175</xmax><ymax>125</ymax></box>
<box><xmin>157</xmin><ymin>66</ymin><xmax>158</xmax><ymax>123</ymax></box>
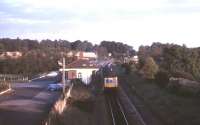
<box><xmin>0</xmin><ymin>81</ymin><xmax>61</xmax><ymax>125</ymax></box>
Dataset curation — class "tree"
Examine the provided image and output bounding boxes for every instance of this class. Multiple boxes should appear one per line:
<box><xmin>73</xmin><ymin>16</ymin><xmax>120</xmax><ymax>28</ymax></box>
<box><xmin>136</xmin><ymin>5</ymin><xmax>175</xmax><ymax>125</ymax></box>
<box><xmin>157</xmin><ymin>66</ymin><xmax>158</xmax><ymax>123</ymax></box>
<box><xmin>155</xmin><ymin>69</ymin><xmax>170</xmax><ymax>87</ymax></box>
<box><xmin>100</xmin><ymin>41</ymin><xmax>134</xmax><ymax>58</ymax></box>
<box><xmin>0</xmin><ymin>38</ymin><xmax>136</xmax><ymax>76</ymax></box>
<box><xmin>141</xmin><ymin>57</ymin><xmax>159</xmax><ymax>79</ymax></box>
<box><xmin>96</xmin><ymin>46</ymin><xmax>108</xmax><ymax>60</ymax></box>
<box><xmin>0</xmin><ymin>43</ymin><xmax>4</xmax><ymax>52</ymax></box>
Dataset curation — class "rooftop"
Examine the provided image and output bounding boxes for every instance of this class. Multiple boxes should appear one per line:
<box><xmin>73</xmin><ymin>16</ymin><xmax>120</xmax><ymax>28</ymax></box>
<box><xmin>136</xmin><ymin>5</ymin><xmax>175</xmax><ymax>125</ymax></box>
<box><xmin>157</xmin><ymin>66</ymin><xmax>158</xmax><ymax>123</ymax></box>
<box><xmin>66</xmin><ymin>59</ymin><xmax>99</xmax><ymax>69</ymax></box>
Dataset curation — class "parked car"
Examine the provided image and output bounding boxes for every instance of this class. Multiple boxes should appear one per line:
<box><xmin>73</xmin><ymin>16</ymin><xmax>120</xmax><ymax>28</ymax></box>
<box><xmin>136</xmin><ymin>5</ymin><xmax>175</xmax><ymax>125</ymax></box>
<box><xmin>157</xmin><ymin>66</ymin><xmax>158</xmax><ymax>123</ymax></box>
<box><xmin>47</xmin><ymin>83</ymin><xmax>64</xmax><ymax>91</ymax></box>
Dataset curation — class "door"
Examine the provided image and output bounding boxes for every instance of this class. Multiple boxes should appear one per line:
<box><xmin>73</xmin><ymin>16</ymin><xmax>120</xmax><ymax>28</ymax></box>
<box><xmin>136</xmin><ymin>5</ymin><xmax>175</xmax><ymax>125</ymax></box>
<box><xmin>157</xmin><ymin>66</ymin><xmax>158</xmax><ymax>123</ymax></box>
<box><xmin>67</xmin><ymin>70</ymin><xmax>77</xmax><ymax>80</ymax></box>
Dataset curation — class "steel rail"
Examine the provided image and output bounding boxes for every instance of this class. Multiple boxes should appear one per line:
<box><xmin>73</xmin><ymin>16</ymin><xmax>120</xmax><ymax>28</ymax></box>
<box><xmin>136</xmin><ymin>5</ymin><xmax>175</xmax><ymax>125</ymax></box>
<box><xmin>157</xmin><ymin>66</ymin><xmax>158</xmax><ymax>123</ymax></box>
<box><xmin>108</xmin><ymin>97</ymin><xmax>116</xmax><ymax>125</ymax></box>
<box><xmin>116</xmin><ymin>98</ymin><xmax>129</xmax><ymax>125</ymax></box>
<box><xmin>106</xmin><ymin>94</ymin><xmax>129</xmax><ymax>125</ymax></box>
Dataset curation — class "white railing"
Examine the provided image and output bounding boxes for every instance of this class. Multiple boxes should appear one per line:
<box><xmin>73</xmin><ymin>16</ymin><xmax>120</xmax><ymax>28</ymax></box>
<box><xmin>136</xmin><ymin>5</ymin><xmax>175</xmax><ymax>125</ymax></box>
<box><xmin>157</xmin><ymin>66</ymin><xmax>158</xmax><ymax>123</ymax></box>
<box><xmin>0</xmin><ymin>74</ymin><xmax>29</xmax><ymax>82</ymax></box>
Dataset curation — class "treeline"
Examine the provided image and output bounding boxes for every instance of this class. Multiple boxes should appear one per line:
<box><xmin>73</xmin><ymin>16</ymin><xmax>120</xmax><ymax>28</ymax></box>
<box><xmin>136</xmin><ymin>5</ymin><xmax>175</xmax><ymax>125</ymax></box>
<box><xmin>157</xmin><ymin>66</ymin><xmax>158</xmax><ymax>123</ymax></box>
<box><xmin>138</xmin><ymin>42</ymin><xmax>200</xmax><ymax>81</ymax></box>
<box><xmin>0</xmin><ymin>38</ymin><xmax>93</xmax><ymax>52</ymax></box>
<box><xmin>0</xmin><ymin>38</ymin><xmax>134</xmax><ymax>56</ymax></box>
<box><xmin>0</xmin><ymin>38</ymin><xmax>135</xmax><ymax>76</ymax></box>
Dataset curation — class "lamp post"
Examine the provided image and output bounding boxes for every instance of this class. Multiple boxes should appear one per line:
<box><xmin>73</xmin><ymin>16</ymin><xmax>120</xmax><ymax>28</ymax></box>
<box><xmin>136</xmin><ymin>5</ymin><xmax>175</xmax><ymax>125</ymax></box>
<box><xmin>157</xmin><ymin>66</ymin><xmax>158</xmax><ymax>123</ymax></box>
<box><xmin>62</xmin><ymin>57</ymin><xmax>66</xmax><ymax>95</ymax></box>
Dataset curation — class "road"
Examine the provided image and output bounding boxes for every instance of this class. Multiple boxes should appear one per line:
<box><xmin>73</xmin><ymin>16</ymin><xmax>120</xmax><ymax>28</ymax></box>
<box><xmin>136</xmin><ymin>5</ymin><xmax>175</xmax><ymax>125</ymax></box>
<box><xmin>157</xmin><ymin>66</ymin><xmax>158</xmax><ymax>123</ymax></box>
<box><xmin>0</xmin><ymin>81</ymin><xmax>61</xmax><ymax>125</ymax></box>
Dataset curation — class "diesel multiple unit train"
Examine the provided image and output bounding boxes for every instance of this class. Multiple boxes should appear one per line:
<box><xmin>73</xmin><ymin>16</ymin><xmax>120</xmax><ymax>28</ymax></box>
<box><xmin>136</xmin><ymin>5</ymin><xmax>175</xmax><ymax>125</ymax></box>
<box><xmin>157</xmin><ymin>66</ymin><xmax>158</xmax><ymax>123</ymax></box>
<box><xmin>104</xmin><ymin>77</ymin><xmax>118</xmax><ymax>89</ymax></box>
<box><xmin>102</xmin><ymin>63</ymin><xmax>119</xmax><ymax>90</ymax></box>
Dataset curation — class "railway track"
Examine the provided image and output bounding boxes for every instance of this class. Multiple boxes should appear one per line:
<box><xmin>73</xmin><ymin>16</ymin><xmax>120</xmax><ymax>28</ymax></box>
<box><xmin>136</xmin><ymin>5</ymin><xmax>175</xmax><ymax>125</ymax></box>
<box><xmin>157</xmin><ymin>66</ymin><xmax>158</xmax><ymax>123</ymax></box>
<box><xmin>106</xmin><ymin>93</ymin><xmax>129</xmax><ymax>125</ymax></box>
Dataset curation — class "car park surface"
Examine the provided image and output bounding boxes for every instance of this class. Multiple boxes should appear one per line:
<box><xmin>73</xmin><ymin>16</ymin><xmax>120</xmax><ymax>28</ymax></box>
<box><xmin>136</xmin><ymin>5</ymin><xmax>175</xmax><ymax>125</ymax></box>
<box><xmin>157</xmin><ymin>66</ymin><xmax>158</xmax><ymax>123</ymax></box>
<box><xmin>0</xmin><ymin>81</ymin><xmax>61</xmax><ymax>125</ymax></box>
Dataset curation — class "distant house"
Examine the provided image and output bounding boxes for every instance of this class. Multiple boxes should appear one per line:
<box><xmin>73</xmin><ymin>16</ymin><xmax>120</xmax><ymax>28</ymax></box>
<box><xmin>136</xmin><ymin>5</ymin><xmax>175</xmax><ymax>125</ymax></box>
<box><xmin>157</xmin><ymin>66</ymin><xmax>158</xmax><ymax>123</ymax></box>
<box><xmin>0</xmin><ymin>51</ymin><xmax>22</xmax><ymax>59</ymax></box>
<box><xmin>60</xmin><ymin>59</ymin><xmax>99</xmax><ymax>84</ymax></box>
<box><xmin>123</xmin><ymin>55</ymin><xmax>139</xmax><ymax>64</ymax></box>
<box><xmin>67</xmin><ymin>51</ymin><xmax>97</xmax><ymax>60</ymax></box>
<box><xmin>132</xmin><ymin>55</ymin><xmax>139</xmax><ymax>64</ymax></box>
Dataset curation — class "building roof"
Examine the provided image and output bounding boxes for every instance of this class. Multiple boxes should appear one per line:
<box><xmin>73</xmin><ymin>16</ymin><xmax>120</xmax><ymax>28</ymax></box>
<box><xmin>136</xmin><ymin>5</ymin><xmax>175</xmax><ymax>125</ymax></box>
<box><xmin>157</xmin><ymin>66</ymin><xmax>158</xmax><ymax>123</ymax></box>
<box><xmin>66</xmin><ymin>59</ymin><xmax>99</xmax><ymax>69</ymax></box>
<box><xmin>67</xmin><ymin>51</ymin><xmax>97</xmax><ymax>59</ymax></box>
<box><xmin>77</xmin><ymin>52</ymin><xmax>97</xmax><ymax>58</ymax></box>
<box><xmin>0</xmin><ymin>51</ymin><xmax>22</xmax><ymax>59</ymax></box>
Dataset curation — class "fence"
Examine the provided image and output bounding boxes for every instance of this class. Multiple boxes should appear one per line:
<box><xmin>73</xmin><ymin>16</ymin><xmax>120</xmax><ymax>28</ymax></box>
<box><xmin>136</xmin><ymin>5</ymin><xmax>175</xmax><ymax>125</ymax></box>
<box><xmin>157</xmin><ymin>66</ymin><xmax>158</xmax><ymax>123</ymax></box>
<box><xmin>0</xmin><ymin>74</ymin><xmax>29</xmax><ymax>83</ymax></box>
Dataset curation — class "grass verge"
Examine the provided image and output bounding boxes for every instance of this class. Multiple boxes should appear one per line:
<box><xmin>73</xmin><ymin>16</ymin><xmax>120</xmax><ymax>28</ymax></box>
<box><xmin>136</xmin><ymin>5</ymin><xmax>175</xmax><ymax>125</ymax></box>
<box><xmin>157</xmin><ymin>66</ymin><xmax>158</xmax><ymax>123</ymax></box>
<box><xmin>121</xmin><ymin>73</ymin><xmax>200</xmax><ymax>125</ymax></box>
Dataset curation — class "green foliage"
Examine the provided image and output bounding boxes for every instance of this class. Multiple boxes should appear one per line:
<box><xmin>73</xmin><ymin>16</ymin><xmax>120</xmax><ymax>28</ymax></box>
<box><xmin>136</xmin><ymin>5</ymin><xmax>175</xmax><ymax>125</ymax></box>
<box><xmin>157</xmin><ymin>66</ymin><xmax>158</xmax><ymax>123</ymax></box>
<box><xmin>171</xmin><ymin>71</ymin><xmax>195</xmax><ymax>81</ymax></box>
<box><xmin>130</xmin><ymin>63</ymin><xmax>137</xmax><ymax>72</ymax></box>
<box><xmin>96</xmin><ymin>46</ymin><xmax>108</xmax><ymax>60</ymax></box>
<box><xmin>155</xmin><ymin>69</ymin><xmax>170</xmax><ymax>87</ymax></box>
<box><xmin>0</xmin><ymin>43</ymin><xmax>4</xmax><ymax>52</ymax></box>
<box><xmin>167</xmin><ymin>84</ymin><xmax>197</xmax><ymax>97</ymax></box>
<box><xmin>121</xmin><ymin>62</ymin><xmax>137</xmax><ymax>75</ymax></box>
<box><xmin>162</xmin><ymin>45</ymin><xmax>200</xmax><ymax>80</ymax></box>
<box><xmin>0</xmin><ymin>38</ymin><xmax>136</xmax><ymax>75</ymax></box>
<box><xmin>141</xmin><ymin>57</ymin><xmax>159</xmax><ymax>79</ymax></box>
<box><xmin>138</xmin><ymin>42</ymin><xmax>166</xmax><ymax>64</ymax></box>
<box><xmin>71</xmin><ymin>40</ymin><xmax>93</xmax><ymax>51</ymax></box>
<box><xmin>121</xmin><ymin>63</ymin><xmax>131</xmax><ymax>74</ymax></box>
<box><xmin>138</xmin><ymin>42</ymin><xmax>200</xmax><ymax>81</ymax></box>
<box><xmin>0</xmin><ymin>49</ymin><xmax>60</xmax><ymax>76</ymax></box>
<box><xmin>100</xmin><ymin>41</ymin><xmax>135</xmax><ymax>58</ymax></box>
<box><xmin>73</xmin><ymin>100</ymin><xmax>94</xmax><ymax>113</ymax></box>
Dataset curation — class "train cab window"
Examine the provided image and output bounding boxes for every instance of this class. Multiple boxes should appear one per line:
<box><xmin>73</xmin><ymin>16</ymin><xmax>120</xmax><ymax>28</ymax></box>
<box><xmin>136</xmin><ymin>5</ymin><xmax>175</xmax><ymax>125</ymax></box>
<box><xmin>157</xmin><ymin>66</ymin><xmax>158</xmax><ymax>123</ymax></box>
<box><xmin>105</xmin><ymin>79</ymin><xmax>113</xmax><ymax>83</ymax></box>
<box><xmin>106</xmin><ymin>79</ymin><xmax>109</xmax><ymax>83</ymax></box>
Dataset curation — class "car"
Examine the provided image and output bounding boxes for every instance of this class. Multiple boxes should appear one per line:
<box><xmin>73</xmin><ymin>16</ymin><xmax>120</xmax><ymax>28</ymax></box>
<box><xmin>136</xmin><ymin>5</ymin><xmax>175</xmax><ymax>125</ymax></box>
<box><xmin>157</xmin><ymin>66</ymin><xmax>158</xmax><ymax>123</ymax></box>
<box><xmin>47</xmin><ymin>83</ymin><xmax>64</xmax><ymax>91</ymax></box>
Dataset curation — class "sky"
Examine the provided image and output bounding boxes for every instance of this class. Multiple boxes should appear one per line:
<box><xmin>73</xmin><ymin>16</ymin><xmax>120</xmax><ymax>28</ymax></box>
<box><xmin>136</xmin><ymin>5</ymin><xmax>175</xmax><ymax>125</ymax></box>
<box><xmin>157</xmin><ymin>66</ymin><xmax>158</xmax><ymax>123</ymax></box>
<box><xmin>0</xmin><ymin>0</ymin><xmax>200</xmax><ymax>50</ymax></box>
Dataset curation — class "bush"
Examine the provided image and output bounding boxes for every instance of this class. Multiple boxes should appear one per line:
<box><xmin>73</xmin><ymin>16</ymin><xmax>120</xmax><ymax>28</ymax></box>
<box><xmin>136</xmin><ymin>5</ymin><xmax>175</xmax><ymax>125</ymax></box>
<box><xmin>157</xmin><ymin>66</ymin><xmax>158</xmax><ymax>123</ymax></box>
<box><xmin>155</xmin><ymin>70</ymin><xmax>170</xmax><ymax>87</ymax></box>
<box><xmin>70</xmin><ymin>79</ymin><xmax>94</xmax><ymax>101</ymax></box>
<box><xmin>71</xmin><ymin>78</ymin><xmax>84</xmax><ymax>85</ymax></box>
<box><xmin>171</xmin><ymin>71</ymin><xmax>195</xmax><ymax>81</ymax></box>
<box><xmin>0</xmin><ymin>82</ymin><xmax>9</xmax><ymax>92</ymax></box>
<box><xmin>121</xmin><ymin>63</ymin><xmax>132</xmax><ymax>75</ymax></box>
<box><xmin>167</xmin><ymin>77</ymin><xmax>200</xmax><ymax>96</ymax></box>
<box><xmin>130</xmin><ymin>63</ymin><xmax>137</xmax><ymax>73</ymax></box>
<box><xmin>141</xmin><ymin>57</ymin><xmax>159</xmax><ymax>79</ymax></box>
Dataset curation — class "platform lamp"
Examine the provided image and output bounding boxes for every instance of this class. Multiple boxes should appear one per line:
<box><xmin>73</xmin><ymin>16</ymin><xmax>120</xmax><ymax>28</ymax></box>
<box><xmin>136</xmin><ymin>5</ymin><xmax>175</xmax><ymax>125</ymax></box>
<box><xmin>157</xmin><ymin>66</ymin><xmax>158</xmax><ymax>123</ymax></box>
<box><xmin>62</xmin><ymin>57</ymin><xmax>66</xmax><ymax>95</ymax></box>
<box><xmin>58</xmin><ymin>56</ymin><xmax>66</xmax><ymax>96</ymax></box>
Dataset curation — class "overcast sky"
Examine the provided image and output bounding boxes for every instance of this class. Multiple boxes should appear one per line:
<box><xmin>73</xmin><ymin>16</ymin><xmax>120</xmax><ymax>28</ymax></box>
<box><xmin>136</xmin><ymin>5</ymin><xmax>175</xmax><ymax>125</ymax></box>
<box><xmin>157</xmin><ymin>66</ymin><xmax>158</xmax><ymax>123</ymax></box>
<box><xmin>0</xmin><ymin>0</ymin><xmax>200</xmax><ymax>50</ymax></box>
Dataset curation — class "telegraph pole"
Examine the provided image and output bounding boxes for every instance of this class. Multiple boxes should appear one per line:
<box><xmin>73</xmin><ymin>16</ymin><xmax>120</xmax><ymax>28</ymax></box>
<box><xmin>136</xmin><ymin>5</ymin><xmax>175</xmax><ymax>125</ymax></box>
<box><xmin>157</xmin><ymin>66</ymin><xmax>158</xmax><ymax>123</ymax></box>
<box><xmin>62</xmin><ymin>57</ymin><xmax>66</xmax><ymax>95</ymax></box>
